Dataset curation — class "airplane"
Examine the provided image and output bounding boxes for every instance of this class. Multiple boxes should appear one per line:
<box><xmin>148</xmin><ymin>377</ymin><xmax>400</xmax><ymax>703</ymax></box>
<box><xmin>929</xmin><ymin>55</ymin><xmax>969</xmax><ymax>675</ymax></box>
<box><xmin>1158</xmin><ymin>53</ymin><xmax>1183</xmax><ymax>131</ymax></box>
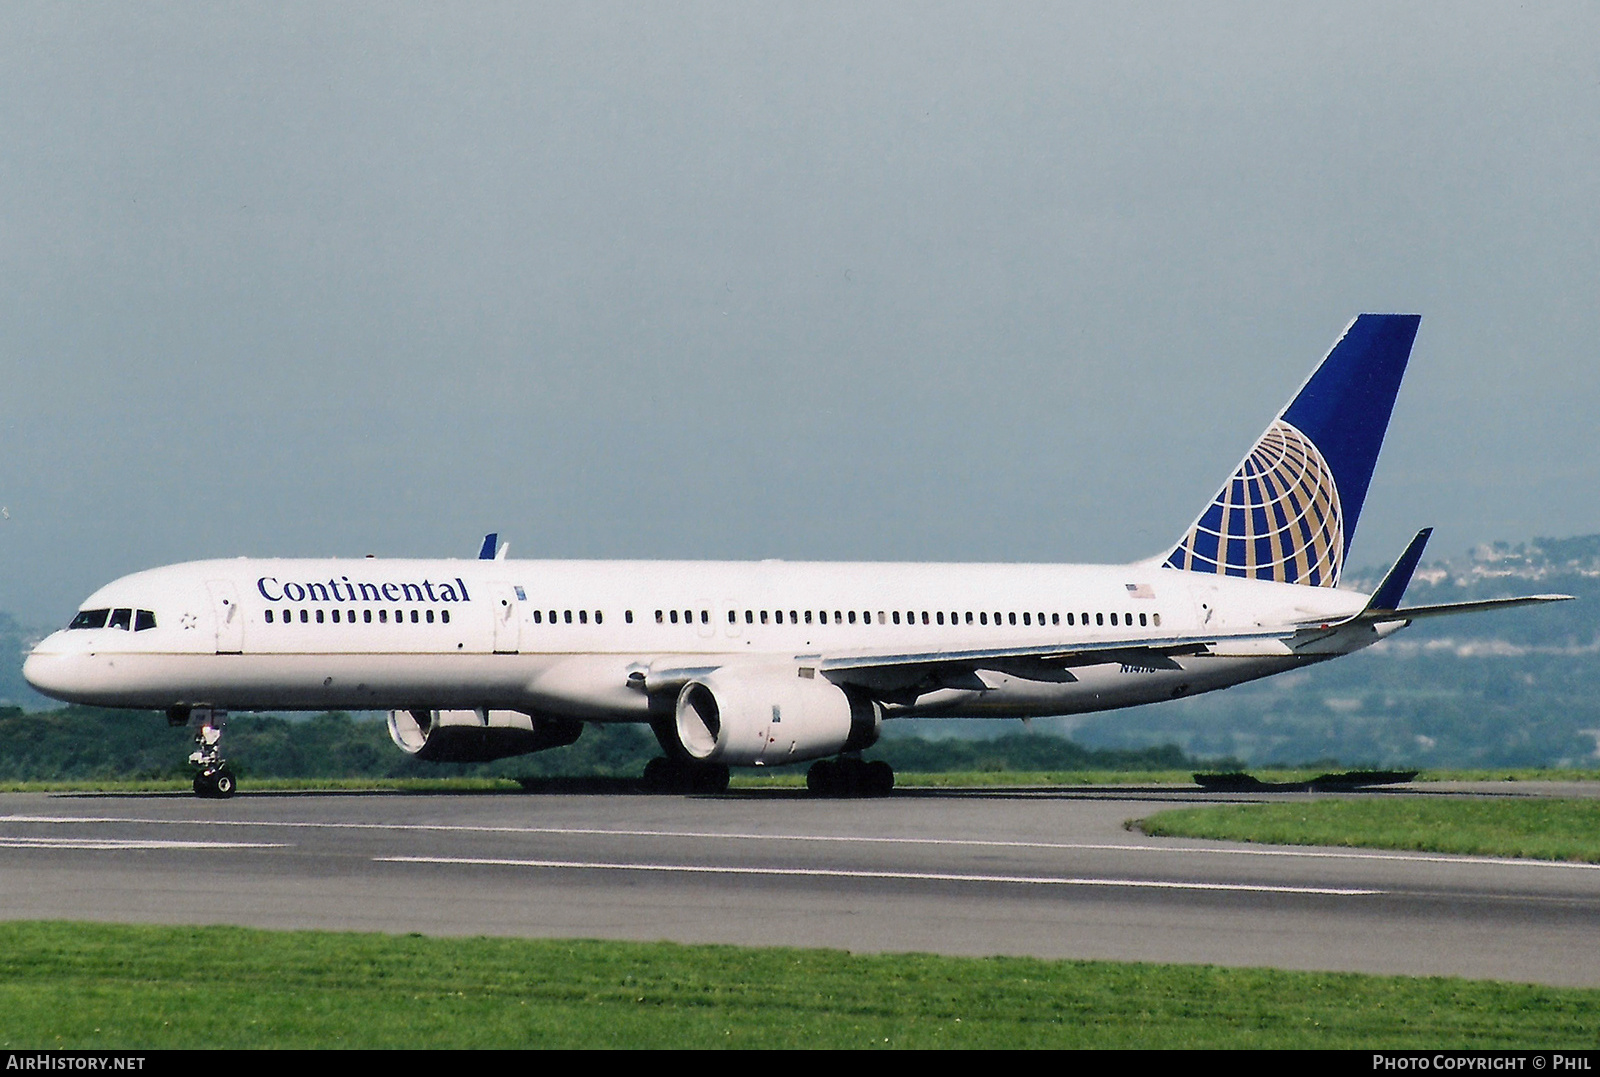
<box><xmin>23</xmin><ymin>314</ymin><xmax>1571</xmax><ymax>798</ymax></box>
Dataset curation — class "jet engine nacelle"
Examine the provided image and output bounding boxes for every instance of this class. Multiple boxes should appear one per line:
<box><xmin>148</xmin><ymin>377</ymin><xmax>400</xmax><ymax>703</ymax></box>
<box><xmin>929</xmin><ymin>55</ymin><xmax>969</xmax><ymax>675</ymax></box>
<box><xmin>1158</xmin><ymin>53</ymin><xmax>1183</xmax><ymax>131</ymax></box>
<box><xmin>387</xmin><ymin>707</ymin><xmax>582</xmax><ymax>763</ymax></box>
<box><xmin>672</xmin><ymin>667</ymin><xmax>880</xmax><ymax>767</ymax></box>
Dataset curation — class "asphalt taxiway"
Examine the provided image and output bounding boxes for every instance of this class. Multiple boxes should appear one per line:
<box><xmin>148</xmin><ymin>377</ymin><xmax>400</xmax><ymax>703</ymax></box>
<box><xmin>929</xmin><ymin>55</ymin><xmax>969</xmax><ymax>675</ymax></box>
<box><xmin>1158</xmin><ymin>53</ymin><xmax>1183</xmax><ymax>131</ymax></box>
<box><xmin>2</xmin><ymin>784</ymin><xmax>1598</xmax><ymax>986</ymax></box>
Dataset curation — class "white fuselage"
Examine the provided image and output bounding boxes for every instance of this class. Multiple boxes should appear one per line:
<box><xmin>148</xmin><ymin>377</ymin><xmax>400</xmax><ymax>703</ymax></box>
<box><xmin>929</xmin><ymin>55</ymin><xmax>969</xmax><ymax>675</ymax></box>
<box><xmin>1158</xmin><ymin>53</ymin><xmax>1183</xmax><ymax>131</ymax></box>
<box><xmin>23</xmin><ymin>556</ymin><xmax>1380</xmax><ymax>722</ymax></box>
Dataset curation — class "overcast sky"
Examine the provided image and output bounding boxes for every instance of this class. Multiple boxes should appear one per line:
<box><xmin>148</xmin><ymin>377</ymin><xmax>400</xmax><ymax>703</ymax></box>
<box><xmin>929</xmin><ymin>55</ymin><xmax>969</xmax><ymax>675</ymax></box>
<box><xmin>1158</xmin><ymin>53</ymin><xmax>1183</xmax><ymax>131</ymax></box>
<box><xmin>2</xmin><ymin>3</ymin><xmax>1596</xmax><ymax>625</ymax></box>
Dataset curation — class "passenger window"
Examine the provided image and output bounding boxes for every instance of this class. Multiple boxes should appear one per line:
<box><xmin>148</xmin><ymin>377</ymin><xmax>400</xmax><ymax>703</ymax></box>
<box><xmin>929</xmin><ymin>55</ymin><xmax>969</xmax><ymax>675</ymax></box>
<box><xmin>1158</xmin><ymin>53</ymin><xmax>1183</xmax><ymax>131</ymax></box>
<box><xmin>656</xmin><ymin>610</ymin><xmax>664</xmax><ymax>624</ymax></box>
<box><xmin>596</xmin><ymin>611</ymin><xmax>603</xmax><ymax>625</ymax></box>
<box><xmin>1008</xmin><ymin>612</ymin><xmax>1016</xmax><ymax>626</ymax></box>
<box><xmin>379</xmin><ymin>609</ymin><xmax>388</xmax><ymax>623</ymax></box>
<box><xmin>1096</xmin><ymin>613</ymin><xmax>1104</xmax><ymax>626</ymax></box>
<box><xmin>364</xmin><ymin>610</ymin><xmax>372</xmax><ymax>623</ymax></box>
<box><xmin>302</xmin><ymin>610</ymin><xmax>310</xmax><ymax>623</ymax></box>
<box><xmin>979</xmin><ymin>612</ymin><xmax>987</xmax><ymax>625</ymax></box>
<box><xmin>1022</xmin><ymin>612</ymin><xmax>1030</xmax><ymax>626</ymax></box>
<box><xmin>332</xmin><ymin>610</ymin><xmax>341</xmax><ymax>623</ymax></box>
<box><xmin>760</xmin><ymin>610</ymin><xmax>769</xmax><ymax>624</ymax></box>
<box><xmin>410</xmin><ymin>610</ymin><xmax>419</xmax><ymax>623</ymax></box>
<box><xmin>936</xmin><ymin>612</ymin><xmax>945</xmax><ymax>625</ymax></box>
<box><xmin>578</xmin><ymin>610</ymin><xmax>586</xmax><ymax>624</ymax></box>
<box><xmin>966</xmin><ymin>612</ymin><xmax>974</xmax><ymax>625</ymax></box>
<box><xmin>629</xmin><ymin>611</ymin><xmax>637</xmax><ymax>624</ymax></box>
<box><xmin>316</xmin><ymin>610</ymin><xmax>325</xmax><ymax>624</ymax></box>
<box><xmin>534</xmin><ymin>610</ymin><xmax>542</xmax><ymax>624</ymax></box>
<box><xmin>1139</xmin><ymin>613</ymin><xmax>1147</xmax><ymax>627</ymax></box>
<box><xmin>806</xmin><ymin>610</ymin><xmax>814</xmax><ymax>624</ymax></box>
<box><xmin>265</xmin><ymin>610</ymin><xmax>274</xmax><ymax>624</ymax></box>
<box><xmin>564</xmin><ymin>610</ymin><xmax>573</xmax><ymax>624</ymax></box>
<box><xmin>893</xmin><ymin>611</ymin><xmax>901</xmax><ymax>624</ymax></box>
<box><xmin>848</xmin><ymin>611</ymin><xmax>857</xmax><ymax>624</ymax></box>
<box><xmin>670</xmin><ymin>610</ymin><xmax>679</xmax><ymax>624</ymax></box>
<box><xmin>441</xmin><ymin>610</ymin><xmax>450</xmax><ymax>624</ymax></box>
<box><xmin>427</xmin><ymin>610</ymin><xmax>436</xmax><ymax>623</ymax></box>
<box><xmin>1153</xmin><ymin>613</ymin><xmax>1162</xmax><ymax>627</ymax></box>
<box><xmin>745</xmin><ymin>610</ymin><xmax>753</xmax><ymax>624</ymax></box>
<box><xmin>282</xmin><ymin>608</ymin><xmax>290</xmax><ymax>623</ymax></box>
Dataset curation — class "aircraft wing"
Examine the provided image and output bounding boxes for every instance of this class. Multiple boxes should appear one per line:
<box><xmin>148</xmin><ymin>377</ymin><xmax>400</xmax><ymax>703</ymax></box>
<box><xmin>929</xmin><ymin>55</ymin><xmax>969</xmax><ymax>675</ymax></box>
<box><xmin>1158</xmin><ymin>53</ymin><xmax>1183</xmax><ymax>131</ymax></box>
<box><xmin>645</xmin><ymin>625</ymin><xmax>1297</xmax><ymax>702</ymax></box>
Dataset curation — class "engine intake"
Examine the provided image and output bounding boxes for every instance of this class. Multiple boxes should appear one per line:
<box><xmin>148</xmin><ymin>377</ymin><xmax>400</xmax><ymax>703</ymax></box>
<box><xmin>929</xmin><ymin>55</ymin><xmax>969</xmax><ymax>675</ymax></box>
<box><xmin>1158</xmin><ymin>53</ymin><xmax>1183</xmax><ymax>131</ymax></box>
<box><xmin>387</xmin><ymin>708</ymin><xmax>582</xmax><ymax>763</ymax></box>
<box><xmin>672</xmin><ymin>667</ymin><xmax>879</xmax><ymax>766</ymax></box>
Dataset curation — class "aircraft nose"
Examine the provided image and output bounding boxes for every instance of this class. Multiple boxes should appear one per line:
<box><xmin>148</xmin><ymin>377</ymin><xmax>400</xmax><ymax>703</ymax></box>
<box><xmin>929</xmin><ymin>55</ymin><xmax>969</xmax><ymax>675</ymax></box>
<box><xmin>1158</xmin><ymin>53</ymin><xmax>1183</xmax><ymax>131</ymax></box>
<box><xmin>22</xmin><ymin>642</ymin><xmax>88</xmax><ymax>703</ymax></box>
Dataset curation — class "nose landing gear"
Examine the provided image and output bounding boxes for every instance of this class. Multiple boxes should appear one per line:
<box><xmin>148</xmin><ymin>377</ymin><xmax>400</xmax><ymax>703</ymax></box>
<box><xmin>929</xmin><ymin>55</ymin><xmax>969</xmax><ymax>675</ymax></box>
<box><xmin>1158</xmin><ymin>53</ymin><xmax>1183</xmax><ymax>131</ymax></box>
<box><xmin>170</xmin><ymin>707</ymin><xmax>237</xmax><ymax>799</ymax></box>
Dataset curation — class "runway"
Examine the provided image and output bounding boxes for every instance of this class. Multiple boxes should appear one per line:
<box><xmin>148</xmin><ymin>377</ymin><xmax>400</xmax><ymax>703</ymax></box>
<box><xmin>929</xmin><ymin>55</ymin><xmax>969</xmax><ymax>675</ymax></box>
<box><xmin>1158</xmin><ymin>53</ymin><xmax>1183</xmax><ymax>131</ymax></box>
<box><xmin>3</xmin><ymin>784</ymin><xmax>1599</xmax><ymax>987</ymax></box>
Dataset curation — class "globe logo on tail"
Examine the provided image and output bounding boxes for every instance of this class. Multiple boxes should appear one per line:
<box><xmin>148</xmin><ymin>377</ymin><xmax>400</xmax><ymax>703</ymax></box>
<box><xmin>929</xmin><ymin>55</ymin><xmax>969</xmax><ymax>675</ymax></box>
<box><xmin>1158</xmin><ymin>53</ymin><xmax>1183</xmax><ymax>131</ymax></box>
<box><xmin>1163</xmin><ymin>419</ymin><xmax>1344</xmax><ymax>587</ymax></box>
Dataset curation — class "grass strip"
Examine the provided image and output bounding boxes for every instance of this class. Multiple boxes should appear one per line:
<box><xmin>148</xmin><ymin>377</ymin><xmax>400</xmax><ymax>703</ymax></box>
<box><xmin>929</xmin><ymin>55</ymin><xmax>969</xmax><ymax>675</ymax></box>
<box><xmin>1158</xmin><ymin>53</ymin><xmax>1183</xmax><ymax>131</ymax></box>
<box><xmin>0</xmin><ymin>922</ymin><xmax>1597</xmax><ymax>1049</ymax></box>
<box><xmin>1139</xmin><ymin>797</ymin><xmax>1600</xmax><ymax>863</ymax></box>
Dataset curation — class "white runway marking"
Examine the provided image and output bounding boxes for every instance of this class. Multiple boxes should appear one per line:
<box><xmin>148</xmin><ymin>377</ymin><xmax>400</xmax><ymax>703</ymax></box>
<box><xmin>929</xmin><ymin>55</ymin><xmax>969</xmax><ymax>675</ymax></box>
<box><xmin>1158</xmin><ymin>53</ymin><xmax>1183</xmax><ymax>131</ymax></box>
<box><xmin>0</xmin><ymin>836</ymin><xmax>288</xmax><ymax>850</ymax></box>
<box><xmin>2</xmin><ymin>814</ymin><xmax>1594</xmax><ymax>871</ymax></box>
<box><xmin>374</xmin><ymin>854</ymin><xmax>1384</xmax><ymax>895</ymax></box>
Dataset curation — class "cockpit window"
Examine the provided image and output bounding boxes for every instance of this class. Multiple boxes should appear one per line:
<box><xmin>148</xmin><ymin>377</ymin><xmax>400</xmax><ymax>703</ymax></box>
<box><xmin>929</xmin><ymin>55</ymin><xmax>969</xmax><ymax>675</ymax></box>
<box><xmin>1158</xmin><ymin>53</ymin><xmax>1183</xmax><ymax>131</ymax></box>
<box><xmin>108</xmin><ymin>608</ymin><xmax>133</xmax><ymax>630</ymax></box>
<box><xmin>68</xmin><ymin>609</ymin><xmax>110</xmax><ymax>630</ymax></box>
<box><xmin>134</xmin><ymin>609</ymin><xmax>157</xmax><ymax>631</ymax></box>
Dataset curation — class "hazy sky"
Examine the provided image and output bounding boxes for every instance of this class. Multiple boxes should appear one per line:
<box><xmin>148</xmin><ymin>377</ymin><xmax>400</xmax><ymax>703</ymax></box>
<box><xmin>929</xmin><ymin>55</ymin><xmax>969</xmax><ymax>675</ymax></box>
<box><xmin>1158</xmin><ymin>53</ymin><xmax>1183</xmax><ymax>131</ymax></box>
<box><xmin>2</xmin><ymin>3</ymin><xmax>1597</xmax><ymax>625</ymax></box>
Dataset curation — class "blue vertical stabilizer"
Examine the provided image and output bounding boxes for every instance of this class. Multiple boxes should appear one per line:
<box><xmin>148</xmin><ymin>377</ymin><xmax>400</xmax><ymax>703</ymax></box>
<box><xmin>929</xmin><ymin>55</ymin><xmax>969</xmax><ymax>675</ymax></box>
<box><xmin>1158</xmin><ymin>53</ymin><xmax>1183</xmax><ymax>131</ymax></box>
<box><xmin>1162</xmin><ymin>314</ymin><xmax>1421</xmax><ymax>587</ymax></box>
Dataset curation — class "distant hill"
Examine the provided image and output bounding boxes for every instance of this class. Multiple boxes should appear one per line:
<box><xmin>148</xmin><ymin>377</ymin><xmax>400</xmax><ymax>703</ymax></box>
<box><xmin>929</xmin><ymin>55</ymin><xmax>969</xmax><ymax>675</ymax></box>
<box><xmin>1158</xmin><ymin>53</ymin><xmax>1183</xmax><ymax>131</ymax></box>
<box><xmin>1063</xmin><ymin>535</ymin><xmax>1600</xmax><ymax>768</ymax></box>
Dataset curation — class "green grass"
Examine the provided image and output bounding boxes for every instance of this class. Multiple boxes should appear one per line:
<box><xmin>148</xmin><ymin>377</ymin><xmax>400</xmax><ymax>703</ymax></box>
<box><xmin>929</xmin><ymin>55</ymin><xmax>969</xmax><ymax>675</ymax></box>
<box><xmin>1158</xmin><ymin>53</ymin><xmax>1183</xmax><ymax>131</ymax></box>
<box><xmin>1139</xmin><ymin>797</ymin><xmax>1600</xmax><ymax>863</ymax></box>
<box><xmin>0</xmin><ymin>922</ymin><xmax>1597</xmax><ymax>1048</ymax></box>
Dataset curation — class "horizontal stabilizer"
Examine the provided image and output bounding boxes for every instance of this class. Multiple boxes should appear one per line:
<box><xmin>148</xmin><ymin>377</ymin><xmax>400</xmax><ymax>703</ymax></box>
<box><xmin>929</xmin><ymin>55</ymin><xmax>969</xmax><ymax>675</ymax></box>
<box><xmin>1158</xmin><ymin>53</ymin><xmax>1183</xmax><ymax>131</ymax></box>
<box><xmin>1361</xmin><ymin>594</ymin><xmax>1573</xmax><ymax>624</ymax></box>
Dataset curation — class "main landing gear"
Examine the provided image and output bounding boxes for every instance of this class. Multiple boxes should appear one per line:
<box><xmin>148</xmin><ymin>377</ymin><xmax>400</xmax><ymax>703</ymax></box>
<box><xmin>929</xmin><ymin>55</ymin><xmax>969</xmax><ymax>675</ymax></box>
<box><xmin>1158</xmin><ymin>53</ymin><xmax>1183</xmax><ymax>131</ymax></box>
<box><xmin>641</xmin><ymin>757</ymin><xmax>731</xmax><ymax>794</ymax></box>
<box><xmin>806</xmin><ymin>756</ymin><xmax>894</xmax><ymax>797</ymax></box>
<box><xmin>169</xmin><ymin>707</ymin><xmax>237</xmax><ymax>799</ymax></box>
